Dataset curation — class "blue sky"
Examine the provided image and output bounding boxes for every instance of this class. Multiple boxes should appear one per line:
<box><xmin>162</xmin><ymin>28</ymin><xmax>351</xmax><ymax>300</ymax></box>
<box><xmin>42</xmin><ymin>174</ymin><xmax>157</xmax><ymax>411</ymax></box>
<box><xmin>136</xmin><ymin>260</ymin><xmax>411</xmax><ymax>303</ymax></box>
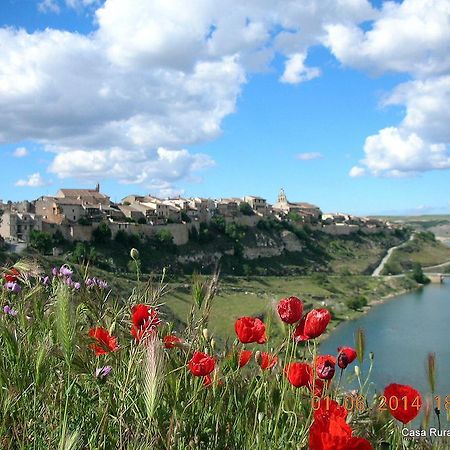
<box><xmin>1</xmin><ymin>0</ymin><xmax>450</xmax><ymax>215</ymax></box>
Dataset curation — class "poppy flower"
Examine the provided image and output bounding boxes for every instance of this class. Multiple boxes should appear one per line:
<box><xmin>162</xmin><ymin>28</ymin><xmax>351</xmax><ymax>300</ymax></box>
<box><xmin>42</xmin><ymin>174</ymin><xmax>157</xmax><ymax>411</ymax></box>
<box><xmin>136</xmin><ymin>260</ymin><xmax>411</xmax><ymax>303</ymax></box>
<box><xmin>130</xmin><ymin>304</ymin><xmax>161</xmax><ymax>341</ymax></box>
<box><xmin>293</xmin><ymin>309</ymin><xmax>331</xmax><ymax>342</ymax></box>
<box><xmin>239</xmin><ymin>350</ymin><xmax>252</xmax><ymax>368</ymax></box>
<box><xmin>284</xmin><ymin>362</ymin><xmax>312</xmax><ymax>387</ymax></box>
<box><xmin>308</xmin><ymin>377</ymin><xmax>328</xmax><ymax>397</ymax></box>
<box><xmin>337</xmin><ymin>346</ymin><xmax>357</xmax><ymax>369</ymax></box>
<box><xmin>383</xmin><ymin>383</ymin><xmax>422</xmax><ymax>424</ymax></box>
<box><xmin>315</xmin><ymin>355</ymin><xmax>336</xmax><ymax>380</ymax></box>
<box><xmin>277</xmin><ymin>296</ymin><xmax>303</xmax><ymax>324</ymax></box>
<box><xmin>188</xmin><ymin>351</ymin><xmax>215</xmax><ymax>377</ymax></box>
<box><xmin>309</xmin><ymin>399</ymin><xmax>373</xmax><ymax>450</ymax></box>
<box><xmin>89</xmin><ymin>327</ymin><xmax>119</xmax><ymax>356</ymax></box>
<box><xmin>234</xmin><ymin>317</ymin><xmax>266</xmax><ymax>344</ymax></box>
<box><xmin>257</xmin><ymin>352</ymin><xmax>278</xmax><ymax>370</ymax></box>
<box><xmin>163</xmin><ymin>334</ymin><xmax>184</xmax><ymax>349</ymax></box>
<box><xmin>203</xmin><ymin>373</ymin><xmax>224</xmax><ymax>387</ymax></box>
<box><xmin>4</xmin><ymin>268</ymin><xmax>20</xmax><ymax>283</ymax></box>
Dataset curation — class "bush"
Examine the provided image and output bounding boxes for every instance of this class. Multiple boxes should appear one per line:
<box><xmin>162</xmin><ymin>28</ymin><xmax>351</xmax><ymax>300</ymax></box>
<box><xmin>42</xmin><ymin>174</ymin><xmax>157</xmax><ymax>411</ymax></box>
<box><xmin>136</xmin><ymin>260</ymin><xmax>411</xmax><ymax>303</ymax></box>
<box><xmin>239</xmin><ymin>202</ymin><xmax>254</xmax><ymax>216</ymax></box>
<box><xmin>92</xmin><ymin>222</ymin><xmax>112</xmax><ymax>243</ymax></box>
<box><xmin>346</xmin><ymin>296</ymin><xmax>368</xmax><ymax>311</ymax></box>
<box><xmin>409</xmin><ymin>263</ymin><xmax>430</xmax><ymax>284</ymax></box>
<box><xmin>29</xmin><ymin>230</ymin><xmax>52</xmax><ymax>254</ymax></box>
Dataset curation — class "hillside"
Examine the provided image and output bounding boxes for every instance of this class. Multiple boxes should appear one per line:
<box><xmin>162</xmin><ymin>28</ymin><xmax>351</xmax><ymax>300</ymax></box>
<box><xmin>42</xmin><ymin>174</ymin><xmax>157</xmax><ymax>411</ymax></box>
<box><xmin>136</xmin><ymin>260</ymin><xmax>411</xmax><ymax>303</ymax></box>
<box><xmin>1</xmin><ymin>218</ymin><xmax>410</xmax><ymax>277</ymax></box>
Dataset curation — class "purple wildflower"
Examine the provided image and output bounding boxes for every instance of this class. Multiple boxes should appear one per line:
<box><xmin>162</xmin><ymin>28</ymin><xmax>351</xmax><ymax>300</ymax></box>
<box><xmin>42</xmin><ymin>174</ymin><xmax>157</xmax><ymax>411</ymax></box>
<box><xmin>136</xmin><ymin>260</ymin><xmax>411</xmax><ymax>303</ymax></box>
<box><xmin>86</xmin><ymin>277</ymin><xmax>108</xmax><ymax>290</ymax></box>
<box><xmin>59</xmin><ymin>265</ymin><xmax>73</xmax><ymax>277</ymax></box>
<box><xmin>51</xmin><ymin>267</ymin><xmax>58</xmax><ymax>277</ymax></box>
<box><xmin>95</xmin><ymin>366</ymin><xmax>112</xmax><ymax>381</ymax></box>
<box><xmin>4</xmin><ymin>282</ymin><xmax>21</xmax><ymax>294</ymax></box>
<box><xmin>73</xmin><ymin>282</ymin><xmax>81</xmax><ymax>290</ymax></box>
<box><xmin>42</xmin><ymin>276</ymin><xmax>50</xmax><ymax>286</ymax></box>
<box><xmin>3</xmin><ymin>305</ymin><xmax>18</xmax><ymax>316</ymax></box>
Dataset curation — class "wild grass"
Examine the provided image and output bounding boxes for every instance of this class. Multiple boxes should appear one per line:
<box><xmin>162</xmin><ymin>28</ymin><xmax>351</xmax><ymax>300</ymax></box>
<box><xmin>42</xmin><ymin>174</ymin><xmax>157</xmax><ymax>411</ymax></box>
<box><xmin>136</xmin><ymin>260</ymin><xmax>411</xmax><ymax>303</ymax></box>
<box><xmin>0</xmin><ymin>260</ymin><xmax>448</xmax><ymax>449</ymax></box>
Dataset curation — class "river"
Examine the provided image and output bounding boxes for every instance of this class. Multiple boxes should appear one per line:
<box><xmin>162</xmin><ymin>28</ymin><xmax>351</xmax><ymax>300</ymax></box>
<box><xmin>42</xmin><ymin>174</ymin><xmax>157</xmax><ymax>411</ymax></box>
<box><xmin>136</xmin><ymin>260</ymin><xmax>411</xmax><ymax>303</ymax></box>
<box><xmin>320</xmin><ymin>280</ymin><xmax>450</xmax><ymax>400</ymax></box>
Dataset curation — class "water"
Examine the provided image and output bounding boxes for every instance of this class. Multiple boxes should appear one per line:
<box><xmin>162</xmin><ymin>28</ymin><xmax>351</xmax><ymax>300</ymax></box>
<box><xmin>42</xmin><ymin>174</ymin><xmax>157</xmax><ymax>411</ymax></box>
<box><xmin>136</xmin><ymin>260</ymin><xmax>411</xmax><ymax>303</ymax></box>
<box><xmin>320</xmin><ymin>281</ymin><xmax>450</xmax><ymax>400</ymax></box>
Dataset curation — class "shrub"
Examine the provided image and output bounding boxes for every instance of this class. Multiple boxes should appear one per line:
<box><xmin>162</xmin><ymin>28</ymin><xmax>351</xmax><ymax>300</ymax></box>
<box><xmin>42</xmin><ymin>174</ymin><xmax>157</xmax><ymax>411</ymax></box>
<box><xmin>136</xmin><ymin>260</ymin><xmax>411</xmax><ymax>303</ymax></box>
<box><xmin>29</xmin><ymin>230</ymin><xmax>52</xmax><ymax>254</ymax></box>
<box><xmin>346</xmin><ymin>296</ymin><xmax>368</xmax><ymax>311</ymax></box>
<box><xmin>239</xmin><ymin>202</ymin><xmax>254</xmax><ymax>216</ymax></box>
<box><xmin>92</xmin><ymin>222</ymin><xmax>112</xmax><ymax>243</ymax></box>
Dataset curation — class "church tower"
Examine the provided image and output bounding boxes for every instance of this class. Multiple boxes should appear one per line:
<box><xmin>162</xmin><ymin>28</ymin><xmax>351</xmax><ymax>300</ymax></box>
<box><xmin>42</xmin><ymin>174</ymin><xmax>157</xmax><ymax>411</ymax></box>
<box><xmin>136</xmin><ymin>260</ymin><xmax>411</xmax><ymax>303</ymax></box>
<box><xmin>277</xmin><ymin>188</ymin><xmax>288</xmax><ymax>204</ymax></box>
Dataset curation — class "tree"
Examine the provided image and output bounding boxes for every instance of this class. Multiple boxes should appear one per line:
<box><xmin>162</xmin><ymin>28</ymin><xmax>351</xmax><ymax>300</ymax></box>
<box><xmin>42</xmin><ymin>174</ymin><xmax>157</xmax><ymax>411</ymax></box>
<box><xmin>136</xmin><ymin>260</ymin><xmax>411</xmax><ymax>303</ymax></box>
<box><xmin>92</xmin><ymin>223</ymin><xmax>112</xmax><ymax>243</ymax></box>
<box><xmin>210</xmin><ymin>215</ymin><xmax>226</xmax><ymax>233</ymax></box>
<box><xmin>30</xmin><ymin>230</ymin><xmax>52</xmax><ymax>254</ymax></box>
<box><xmin>239</xmin><ymin>202</ymin><xmax>254</xmax><ymax>216</ymax></box>
<box><xmin>137</xmin><ymin>217</ymin><xmax>147</xmax><ymax>224</ymax></box>
<box><xmin>410</xmin><ymin>263</ymin><xmax>430</xmax><ymax>284</ymax></box>
<box><xmin>346</xmin><ymin>296</ymin><xmax>368</xmax><ymax>311</ymax></box>
<box><xmin>156</xmin><ymin>229</ymin><xmax>174</xmax><ymax>246</ymax></box>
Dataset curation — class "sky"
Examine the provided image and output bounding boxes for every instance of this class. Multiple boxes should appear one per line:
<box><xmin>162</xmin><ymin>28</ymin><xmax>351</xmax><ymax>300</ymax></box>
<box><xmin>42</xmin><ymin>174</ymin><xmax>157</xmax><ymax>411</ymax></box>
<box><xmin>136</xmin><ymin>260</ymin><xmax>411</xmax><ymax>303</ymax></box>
<box><xmin>0</xmin><ymin>0</ymin><xmax>450</xmax><ymax>215</ymax></box>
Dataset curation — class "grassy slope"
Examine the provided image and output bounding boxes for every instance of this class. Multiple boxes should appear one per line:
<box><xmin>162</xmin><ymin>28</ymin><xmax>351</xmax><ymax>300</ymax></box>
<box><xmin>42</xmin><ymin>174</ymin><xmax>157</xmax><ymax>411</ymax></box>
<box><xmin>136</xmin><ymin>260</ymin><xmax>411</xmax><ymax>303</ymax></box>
<box><xmin>382</xmin><ymin>233</ymin><xmax>450</xmax><ymax>274</ymax></box>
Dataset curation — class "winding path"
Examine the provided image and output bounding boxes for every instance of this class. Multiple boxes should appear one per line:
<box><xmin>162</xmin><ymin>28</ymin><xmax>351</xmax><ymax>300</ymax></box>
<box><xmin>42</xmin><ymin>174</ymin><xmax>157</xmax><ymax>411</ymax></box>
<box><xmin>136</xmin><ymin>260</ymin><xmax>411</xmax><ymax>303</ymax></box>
<box><xmin>372</xmin><ymin>234</ymin><xmax>414</xmax><ymax>277</ymax></box>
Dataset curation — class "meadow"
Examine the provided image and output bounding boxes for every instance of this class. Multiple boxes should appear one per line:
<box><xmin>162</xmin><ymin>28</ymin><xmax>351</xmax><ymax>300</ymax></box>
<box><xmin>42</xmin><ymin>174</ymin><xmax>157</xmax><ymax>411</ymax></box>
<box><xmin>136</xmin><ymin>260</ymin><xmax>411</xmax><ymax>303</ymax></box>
<box><xmin>0</xmin><ymin>256</ymin><xmax>448</xmax><ymax>449</ymax></box>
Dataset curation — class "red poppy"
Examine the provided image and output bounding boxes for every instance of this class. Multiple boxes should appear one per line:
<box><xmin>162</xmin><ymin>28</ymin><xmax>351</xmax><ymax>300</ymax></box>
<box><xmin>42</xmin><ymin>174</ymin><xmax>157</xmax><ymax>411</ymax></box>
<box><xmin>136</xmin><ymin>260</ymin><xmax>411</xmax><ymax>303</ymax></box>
<box><xmin>308</xmin><ymin>377</ymin><xmax>328</xmax><ymax>397</ymax></box>
<box><xmin>293</xmin><ymin>309</ymin><xmax>331</xmax><ymax>342</ymax></box>
<box><xmin>284</xmin><ymin>362</ymin><xmax>312</xmax><ymax>387</ymax></box>
<box><xmin>337</xmin><ymin>346</ymin><xmax>357</xmax><ymax>369</ymax></box>
<box><xmin>4</xmin><ymin>268</ymin><xmax>20</xmax><ymax>283</ymax></box>
<box><xmin>89</xmin><ymin>327</ymin><xmax>119</xmax><ymax>356</ymax></box>
<box><xmin>130</xmin><ymin>304</ymin><xmax>161</xmax><ymax>341</ymax></box>
<box><xmin>239</xmin><ymin>350</ymin><xmax>252</xmax><ymax>368</ymax></box>
<box><xmin>203</xmin><ymin>373</ymin><xmax>224</xmax><ymax>387</ymax></box>
<box><xmin>257</xmin><ymin>352</ymin><xmax>278</xmax><ymax>370</ymax></box>
<box><xmin>346</xmin><ymin>437</ymin><xmax>373</xmax><ymax>450</ymax></box>
<box><xmin>383</xmin><ymin>383</ymin><xmax>422</xmax><ymax>424</ymax></box>
<box><xmin>315</xmin><ymin>355</ymin><xmax>336</xmax><ymax>380</ymax></box>
<box><xmin>163</xmin><ymin>334</ymin><xmax>183</xmax><ymax>349</ymax></box>
<box><xmin>277</xmin><ymin>296</ymin><xmax>303</xmax><ymax>324</ymax></box>
<box><xmin>309</xmin><ymin>399</ymin><xmax>373</xmax><ymax>450</ymax></box>
<box><xmin>309</xmin><ymin>402</ymin><xmax>352</xmax><ymax>450</ymax></box>
<box><xmin>234</xmin><ymin>317</ymin><xmax>266</xmax><ymax>344</ymax></box>
<box><xmin>188</xmin><ymin>351</ymin><xmax>215</xmax><ymax>377</ymax></box>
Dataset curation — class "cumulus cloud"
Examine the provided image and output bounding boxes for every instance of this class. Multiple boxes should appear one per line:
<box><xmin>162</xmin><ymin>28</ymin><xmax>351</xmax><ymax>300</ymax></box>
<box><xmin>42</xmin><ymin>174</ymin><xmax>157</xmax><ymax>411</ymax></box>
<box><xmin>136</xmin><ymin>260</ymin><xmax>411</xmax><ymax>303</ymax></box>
<box><xmin>15</xmin><ymin>173</ymin><xmax>50</xmax><ymax>187</ymax></box>
<box><xmin>13</xmin><ymin>147</ymin><xmax>28</xmax><ymax>157</ymax></box>
<box><xmin>280</xmin><ymin>53</ymin><xmax>320</xmax><ymax>84</ymax></box>
<box><xmin>323</xmin><ymin>0</ymin><xmax>450</xmax><ymax>178</ymax></box>
<box><xmin>349</xmin><ymin>166</ymin><xmax>366</xmax><ymax>178</ymax></box>
<box><xmin>3</xmin><ymin>0</ymin><xmax>450</xmax><ymax>187</ymax></box>
<box><xmin>295</xmin><ymin>152</ymin><xmax>323</xmax><ymax>161</ymax></box>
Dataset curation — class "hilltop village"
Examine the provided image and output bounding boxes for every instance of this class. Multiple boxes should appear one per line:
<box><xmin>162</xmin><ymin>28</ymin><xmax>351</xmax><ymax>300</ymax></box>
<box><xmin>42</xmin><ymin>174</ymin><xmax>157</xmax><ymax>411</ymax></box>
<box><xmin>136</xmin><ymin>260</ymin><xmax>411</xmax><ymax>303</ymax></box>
<box><xmin>0</xmin><ymin>185</ymin><xmax>396</xmax><ymax>248</ymax></box>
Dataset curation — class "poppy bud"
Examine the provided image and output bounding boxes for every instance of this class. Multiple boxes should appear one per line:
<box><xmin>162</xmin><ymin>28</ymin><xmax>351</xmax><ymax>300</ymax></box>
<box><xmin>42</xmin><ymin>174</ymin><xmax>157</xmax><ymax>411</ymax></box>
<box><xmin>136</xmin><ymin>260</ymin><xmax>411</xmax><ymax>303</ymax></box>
<box><xmin>354</xmin><ymin>365</ymin><xmax>360</xmax><ymax>377</ymax></box>
<box><xmin>202</xmin><ymin>328</ymin><xmax>209</xmax><ymax>340</ymax></box>
<box><xmin>255</xmin><ymin>350</ymin><xmax>262</xmax><ymax>366</ymax></box>
<box><xmin>130</xmin><ymin>248</ymin><xmax>139</xmax><ymax>260</ymax></box>
<box><xmin>210</xmin><ymin>339</ymin><xmax>216</xmax><ymax>350</ymax></box>
<box><xmin>258</xmin><ymin>412</ymin><xmax>264</xmax><ymax>422</ymax></box>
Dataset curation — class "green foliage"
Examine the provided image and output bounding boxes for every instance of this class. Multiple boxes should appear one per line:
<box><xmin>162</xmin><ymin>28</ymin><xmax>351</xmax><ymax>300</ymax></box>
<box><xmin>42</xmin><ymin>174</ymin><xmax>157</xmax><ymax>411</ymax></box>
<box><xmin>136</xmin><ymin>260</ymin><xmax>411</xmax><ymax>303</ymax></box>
<box><xmin>210</xmin><ymin>214</ymin><xmax>226</xmax><ymax>233</ymax></box>
<box><xmin>409</xmin><ymin>263</ymin><xmax>430</xmax><ymax>284</ymax></box>
<box><xmin>181</xmin><ymin>211</ymin><xmax>191</xmax><ymax>223</ymax></box>
<box><xmin>346</xmin><ymin>296</ymin><xmax>368</xmax><ymax>311</ymax></box>
<box><xmin>70</xmin><ymin>242</ymin><xmax>97</xmax><ymax>265</ymax></box>
<box><xmin>77</xmin><ymin>216</ymin><xmax>92</xmax><ymax>226</ymax></box>
<box><xmin>239</xmin><ymin>202</ymin><xmax>254</xmax><ymax>216</ymax></box>
<box><xmin>137</xmin><ymin>217</ymin><xmax>147</xmax><ymax>224</ymax></box>
<box><xmin>92</xmin><ymin>222</ymin><xmax>112</xmax><ymax>243</ymax></box>
<box><xmin>30</xmin><ymin>230</ymin><xmax>52</xmax><ymax>254</ymax></box>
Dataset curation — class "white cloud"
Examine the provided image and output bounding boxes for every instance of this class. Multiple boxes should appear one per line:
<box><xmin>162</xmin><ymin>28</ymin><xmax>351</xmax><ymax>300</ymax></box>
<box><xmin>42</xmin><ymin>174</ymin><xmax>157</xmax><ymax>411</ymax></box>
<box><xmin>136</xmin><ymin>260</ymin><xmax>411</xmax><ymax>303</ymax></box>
<box><xmin>360</xmin><ymin>127</ymin><xmax>450</xmax><ymax>177</ymax></box>
<box><xmin>38</xmin><ymin>0</ymin><xmax>61</xmax><ymax>14</ymax></box>
<box><xmin>280</xmin><ymin>53</ymin><xmax>320</xmax><ymax>84</ymax></box>
<box><xmin>3</xmin><ymin>0</ymin><xmax>450</xmax><ymax>187</ymax></box>
<box><xmin>349</xmin><ymin>166</ymin><xmax>366</xmax><ymax>177</ymax></box>
<box><xmin>49</xmin><ymin>147</ymin><xmax>215</xmax><ymax>188</ymax></box>
<box><xmin>295</xmin><ymin>152</ymin><xmax>323</xmax><ymax>161</ymax></box>
<box><xmin>15</xmin><ymin>173</ymin><xmax>50</xmax><ymax>187</ymax></box>
<box><xmin>13</xmin><ymin>147</ymin><xmax>28</xmax><ymax>158</ymax></box>
<box><xmin>323</xmin><ymin>0</ymin><xmax>450</xmax><ymax>178</ymax></box>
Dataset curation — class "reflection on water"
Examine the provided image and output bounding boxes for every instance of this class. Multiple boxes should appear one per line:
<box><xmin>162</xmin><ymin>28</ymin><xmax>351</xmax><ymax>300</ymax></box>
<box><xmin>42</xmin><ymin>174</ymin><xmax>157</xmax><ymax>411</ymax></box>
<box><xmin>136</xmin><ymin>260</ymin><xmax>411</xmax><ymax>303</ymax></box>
<box><xmin>320</xmin><ymin>281</ymin><xmax>450</xmax><ymax>399</ymax></box>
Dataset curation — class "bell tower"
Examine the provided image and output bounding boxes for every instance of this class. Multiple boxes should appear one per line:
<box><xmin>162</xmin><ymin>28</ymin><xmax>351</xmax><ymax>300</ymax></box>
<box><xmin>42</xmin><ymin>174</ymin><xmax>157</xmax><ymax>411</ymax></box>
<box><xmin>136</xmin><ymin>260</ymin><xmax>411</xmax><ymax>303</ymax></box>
<box><xmin>277</xmin><ymin>188</ymin><xmax>287</xmax><ymax>204</ymax></box>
